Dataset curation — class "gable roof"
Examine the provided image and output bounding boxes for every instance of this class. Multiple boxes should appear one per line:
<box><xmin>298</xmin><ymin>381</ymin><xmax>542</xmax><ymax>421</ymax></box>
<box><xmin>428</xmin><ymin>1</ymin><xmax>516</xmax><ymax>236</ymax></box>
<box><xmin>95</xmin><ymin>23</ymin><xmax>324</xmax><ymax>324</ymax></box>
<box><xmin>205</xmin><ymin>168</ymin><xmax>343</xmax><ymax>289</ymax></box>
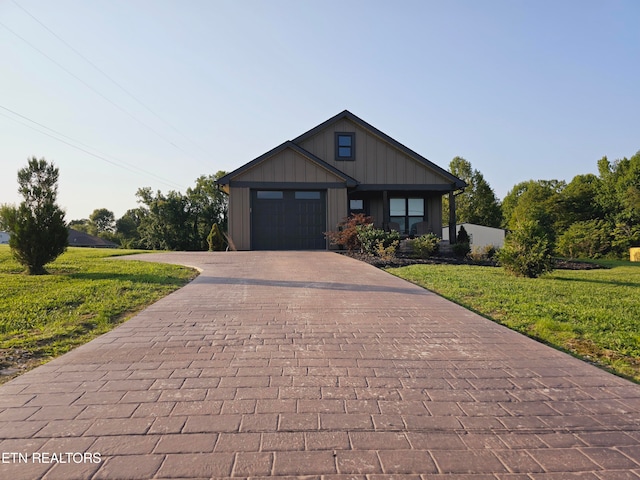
<box><xmin>293</xmin><ymin>110</ymin><xmax>466</xmax><ymax>189</ymax></box>
<box><xmin>216</xmin><ymin>141</ymin><xmax>358</xmax><ymax>187</ymax></box>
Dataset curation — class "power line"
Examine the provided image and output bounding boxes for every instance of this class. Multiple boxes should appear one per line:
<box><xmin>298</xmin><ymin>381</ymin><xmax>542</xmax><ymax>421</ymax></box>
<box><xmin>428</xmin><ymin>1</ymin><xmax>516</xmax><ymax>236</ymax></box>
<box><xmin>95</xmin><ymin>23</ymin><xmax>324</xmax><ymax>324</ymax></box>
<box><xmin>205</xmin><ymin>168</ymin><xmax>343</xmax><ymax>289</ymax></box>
<box><xmin>11</xmin><ymin>0</ymin><xmax>214</xmax><ymax>162</ymax></box>
<box><xmin>0</xmin><ymin>105</ymin><xmax>185</xmax><ymax>190</ymax></box>
<box><xmin>0</xmin><ymin>17</ymin><xmax>206</xmax><ymax>165</ymax></box>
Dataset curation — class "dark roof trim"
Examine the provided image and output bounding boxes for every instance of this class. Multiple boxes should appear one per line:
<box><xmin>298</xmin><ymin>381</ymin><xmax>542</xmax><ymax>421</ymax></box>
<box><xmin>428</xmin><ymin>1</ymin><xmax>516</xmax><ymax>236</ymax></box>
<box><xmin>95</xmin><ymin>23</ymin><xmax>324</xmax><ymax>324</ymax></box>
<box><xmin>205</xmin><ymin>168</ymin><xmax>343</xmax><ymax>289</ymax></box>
<box><xmin>229</xmin><ymin>181</ymin><xmax>348</xmax><ymax>189</ymax></box>
<box><xmin>293</xmin><ymin>110</ymin><xmax>467</xmax><ymax>189</ymax></box>
<box><xmin>353</xmin><ymin>184</ymin><xmax>459</xmax><ymax>192</ymax></box>
<box><xmin>216</xmin><ymin>141</ymin><xmax>359</xmax><ymax>187</ymax></box>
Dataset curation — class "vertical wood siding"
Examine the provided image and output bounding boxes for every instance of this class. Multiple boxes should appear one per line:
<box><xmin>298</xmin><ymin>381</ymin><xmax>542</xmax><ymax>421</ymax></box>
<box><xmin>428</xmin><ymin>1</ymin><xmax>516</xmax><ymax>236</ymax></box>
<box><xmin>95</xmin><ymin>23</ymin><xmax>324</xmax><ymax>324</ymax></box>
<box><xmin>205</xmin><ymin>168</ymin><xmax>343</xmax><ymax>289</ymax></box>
<box><xmin>298</xmin><ymin>119</ymin><xmax>452</xmax><ymax>186</ymax></box>
<box><xmin>233</xmin><ymin>148</ymin><xmax>344</xmax><ymax>183</ymax></box>
<box><xmin>327</xmin><ymin>188</ymin><xmax>348</xmax><ymax>249</ymax></box>
<box><xmin>228</xmin><ymin>187</ymin><xmax>251</xmax><ymax>250</ymax></box>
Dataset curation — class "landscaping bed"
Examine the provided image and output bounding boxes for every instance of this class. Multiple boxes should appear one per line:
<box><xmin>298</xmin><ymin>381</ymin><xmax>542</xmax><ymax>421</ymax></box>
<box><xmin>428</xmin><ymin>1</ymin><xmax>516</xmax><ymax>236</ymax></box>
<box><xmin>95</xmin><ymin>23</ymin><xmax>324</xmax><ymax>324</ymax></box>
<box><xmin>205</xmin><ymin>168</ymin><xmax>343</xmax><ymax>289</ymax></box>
<box><xmin>337</xmin><ymin>250</ymin><xmax>604</xmax><ymax>270</ymax></box>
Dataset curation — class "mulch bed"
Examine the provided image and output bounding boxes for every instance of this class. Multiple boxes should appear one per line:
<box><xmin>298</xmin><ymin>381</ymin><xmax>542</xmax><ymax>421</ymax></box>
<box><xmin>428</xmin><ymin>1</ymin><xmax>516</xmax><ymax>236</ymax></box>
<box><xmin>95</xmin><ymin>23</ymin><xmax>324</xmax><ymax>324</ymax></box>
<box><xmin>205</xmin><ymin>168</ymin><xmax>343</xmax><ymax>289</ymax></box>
<box><xmin>337</xmin><ymin>251</ymin><xmax>605</xmax><ymax>270</ymax></box>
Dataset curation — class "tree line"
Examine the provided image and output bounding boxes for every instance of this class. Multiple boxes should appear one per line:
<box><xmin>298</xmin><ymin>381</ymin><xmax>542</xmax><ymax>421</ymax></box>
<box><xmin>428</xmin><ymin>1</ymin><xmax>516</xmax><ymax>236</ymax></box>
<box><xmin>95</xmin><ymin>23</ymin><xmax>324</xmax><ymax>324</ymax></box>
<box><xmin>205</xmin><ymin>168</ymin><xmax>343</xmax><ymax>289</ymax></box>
<box><xmin>446</xmin><ymin>150</ymin><xmax>640</xmax><ymax>259</ymax></box>
<box><xmin>70</xmin><ymin>171</ymin><xmax>228</xmax><ymax>251</ymax></box>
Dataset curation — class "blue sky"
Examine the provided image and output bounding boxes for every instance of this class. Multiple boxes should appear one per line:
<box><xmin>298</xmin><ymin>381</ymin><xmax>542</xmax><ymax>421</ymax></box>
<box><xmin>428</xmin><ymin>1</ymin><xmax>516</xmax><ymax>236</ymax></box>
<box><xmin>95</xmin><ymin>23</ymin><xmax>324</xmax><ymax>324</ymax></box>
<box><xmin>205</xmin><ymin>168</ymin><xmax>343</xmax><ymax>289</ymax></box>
<box><xmin>1</xmin><ymin>0</ymin><xmax>639</xmax><ymax>221</ymax></box>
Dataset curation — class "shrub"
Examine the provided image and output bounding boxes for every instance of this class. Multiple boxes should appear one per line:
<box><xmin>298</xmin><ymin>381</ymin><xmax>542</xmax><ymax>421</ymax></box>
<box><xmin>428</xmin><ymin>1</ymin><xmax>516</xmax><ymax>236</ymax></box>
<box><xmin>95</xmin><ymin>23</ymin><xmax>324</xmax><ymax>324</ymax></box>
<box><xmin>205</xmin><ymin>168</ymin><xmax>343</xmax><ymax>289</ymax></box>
<box><xmin>468</xmin><ymin>245</ymin><xmax>498</xmax><ymax>263</ymax></box>
<box><xmin>375</xmin><ymin>239</ymin><xmax>399</xmax><ymax>262</ymax></box>
<box><xmin>451</xmin><ymin>225</ymin><xmax>471</xmax><ymax>257</ymax></box>
<box><xmin>457</xmin><ymin>225</ymin><xmax>470</xmax><ymax>244</ymax></box>
<box><xmin>411</xmin><ymin>233</ymin><xmax>440</xmax><ymax>258</ymax></box>
<box><xmin>356</xmin><ymin>224</ymin><xmax>400</xmax><ymax>256</ymax></box>
<box><xmin>556</xmin><ymin>219</ymin><xmax>611</xmax><ymax>259</ymax></box>
<box><xmin>452</xmin><ymin>241</ymin><xmax>471</xmax><ymax>258</ymax></box>
<box><xmin>207</xmin><ymin>223</ymin><xmax>227</xmax><ymax>251</ymax></box>
<box><xmin>497</xmin><ymin>220</ymin><xmax>554</xmax><ymax>278</ymax></box>
<box><xmin>324</xmin><ymin>213</ymin><xmax>372</xmax><ymax>252</ymax></box>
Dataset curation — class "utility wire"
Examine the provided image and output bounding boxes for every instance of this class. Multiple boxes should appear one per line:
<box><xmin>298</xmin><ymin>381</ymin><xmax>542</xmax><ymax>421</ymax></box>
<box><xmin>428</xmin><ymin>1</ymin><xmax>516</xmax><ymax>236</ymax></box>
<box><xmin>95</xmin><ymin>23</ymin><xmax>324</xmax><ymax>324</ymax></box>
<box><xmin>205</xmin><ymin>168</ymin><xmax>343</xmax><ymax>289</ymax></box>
<box><xmin>11</xmin><ymin>0</ymin><xmax>213</xmax><ymax>162</ymax></box>
<box><xmin>0</xmin><ymin>18</ymin><xmax>204</xmax><ymax>165</ymax></box>
<box><xmin>0</xmin><ymin>105</ymin><xmax>185</xmax><ymax>190</ymax></box>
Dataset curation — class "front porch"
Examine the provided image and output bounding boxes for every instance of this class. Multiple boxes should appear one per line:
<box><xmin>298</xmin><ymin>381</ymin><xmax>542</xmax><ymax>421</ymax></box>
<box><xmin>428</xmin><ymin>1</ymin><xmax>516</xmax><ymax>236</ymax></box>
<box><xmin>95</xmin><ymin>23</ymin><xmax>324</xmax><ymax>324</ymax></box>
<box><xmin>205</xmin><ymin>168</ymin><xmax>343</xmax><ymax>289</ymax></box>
<box><xmin>345</xmin><ymin>188</ymin><xmax>458</xmax><ymax>241</ymax></box>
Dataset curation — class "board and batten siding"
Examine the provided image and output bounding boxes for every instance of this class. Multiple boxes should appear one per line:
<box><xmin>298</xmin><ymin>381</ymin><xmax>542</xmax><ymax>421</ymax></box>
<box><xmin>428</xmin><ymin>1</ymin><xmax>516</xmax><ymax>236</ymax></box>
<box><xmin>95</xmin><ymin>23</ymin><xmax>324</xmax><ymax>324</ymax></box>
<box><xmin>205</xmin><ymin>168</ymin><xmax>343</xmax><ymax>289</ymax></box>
<box><xmin>232</xmin><ymin>148</ymin><xmax>345</xmax><ymax>184</ymax></box>
<box><xmin>327</xmin><ymin>188</ymin><xmax>348</xmax><ymax>245</ymax></box>
<box><xmin>228</xmin><ymin>187</ymin><xmax>251</xmax><ymax>250</ymax></box>
<box><xmin>298</xmin><ymin>119</ymin><xmax>452</xmax><ymax>186</ymax></box>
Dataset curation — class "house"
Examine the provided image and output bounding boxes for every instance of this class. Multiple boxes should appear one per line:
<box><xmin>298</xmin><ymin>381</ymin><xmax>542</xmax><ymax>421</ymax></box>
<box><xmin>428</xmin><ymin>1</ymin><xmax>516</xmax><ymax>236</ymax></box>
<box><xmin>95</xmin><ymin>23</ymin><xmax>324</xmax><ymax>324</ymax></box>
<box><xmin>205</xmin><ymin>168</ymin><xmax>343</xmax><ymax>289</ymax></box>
<box><xmin>216</xmin><ymin>110</ymin><xmax>466</xmax><ymax>250</ymax></box>
<box><xmin>442</xmin><ymin>223</ymin><xmax>506</xmax><ymax>249</ymax></box>
<box><xmin>67</xmin><ymin>228</ymin><xmax>118</xmax><ymax>248</ymax></box>
<box><xmin>0</xmin><ymin>231</ymin><xmax>9</xmax><ymax>244</ymax></box>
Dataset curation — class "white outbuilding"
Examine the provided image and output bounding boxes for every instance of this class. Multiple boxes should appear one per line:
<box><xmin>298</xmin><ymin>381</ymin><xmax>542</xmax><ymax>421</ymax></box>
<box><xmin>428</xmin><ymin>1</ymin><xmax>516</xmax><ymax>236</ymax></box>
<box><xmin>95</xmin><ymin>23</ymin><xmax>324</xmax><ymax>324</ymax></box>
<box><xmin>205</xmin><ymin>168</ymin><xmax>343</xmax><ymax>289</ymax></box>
<box><xmin>442</xmin><ymin>223</ymin><xmax>505</xmax><ymax>249</ymax></box>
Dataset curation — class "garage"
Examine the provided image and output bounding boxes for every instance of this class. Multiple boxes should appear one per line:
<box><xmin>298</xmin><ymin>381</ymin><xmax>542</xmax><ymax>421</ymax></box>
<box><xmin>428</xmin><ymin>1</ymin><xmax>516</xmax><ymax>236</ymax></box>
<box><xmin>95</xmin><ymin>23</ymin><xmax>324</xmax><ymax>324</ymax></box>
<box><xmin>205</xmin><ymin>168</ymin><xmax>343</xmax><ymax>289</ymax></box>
<box><xmin>251</xmin><ymin>190</ymin><xmax>326</xmax><ymax>250</ymax></box>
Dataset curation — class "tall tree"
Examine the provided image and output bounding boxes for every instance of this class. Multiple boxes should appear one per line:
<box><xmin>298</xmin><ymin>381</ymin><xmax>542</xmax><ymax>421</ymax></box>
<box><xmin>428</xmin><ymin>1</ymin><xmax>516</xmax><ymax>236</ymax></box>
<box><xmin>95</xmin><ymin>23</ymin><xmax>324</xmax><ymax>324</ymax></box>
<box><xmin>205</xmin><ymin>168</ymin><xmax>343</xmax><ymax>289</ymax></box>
<box><xmin>0</xmin><ymin>157</ymin><xmax>68</xmax><ymax>274</ymax></box>
<box><xmin>557</xmin><ymin>173</ymin><xmax>603</xmax><ymax>230</ymax></box>
<box><xmin>443</xmin><ymin>157</ymin><xmax>502</xmax><ymax>227</ymax></box>
<box><xmin>502</xmin><ymin>179</ymin><xmax>566</xmax><ymax>242</ymax></box>
<box><xmin>115</xmin><ymin>208</ymin><xmax>146</xmax><ymax>248</ymax></box>
<box><xmin>186</xmin><ymin>173</ymin><xmax>228</xmax><ymax>250</ymax></box>
<box><xmin>89</xmin><ymin>208</ymin><xmax>116</xmax><ymax>235</ymax></box>
<box><xmin>595</xmin><ymin>151</ymin><xmax>640</xmax><ymax>254</ymax></box>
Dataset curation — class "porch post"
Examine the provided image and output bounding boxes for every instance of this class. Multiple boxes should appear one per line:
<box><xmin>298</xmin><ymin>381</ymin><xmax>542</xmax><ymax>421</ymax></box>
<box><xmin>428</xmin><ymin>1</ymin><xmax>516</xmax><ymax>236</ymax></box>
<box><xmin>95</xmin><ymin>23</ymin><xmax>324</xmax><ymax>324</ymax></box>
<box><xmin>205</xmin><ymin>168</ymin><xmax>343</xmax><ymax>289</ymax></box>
<box><xmin>448</xmin><ymin>191</ymin><xmax>456</xmax><ymax>244</ymax></box>
<box><xmin>382</xmin><ymin>190</ymin><xmax>389</xmax><ymax>230</ymax></box>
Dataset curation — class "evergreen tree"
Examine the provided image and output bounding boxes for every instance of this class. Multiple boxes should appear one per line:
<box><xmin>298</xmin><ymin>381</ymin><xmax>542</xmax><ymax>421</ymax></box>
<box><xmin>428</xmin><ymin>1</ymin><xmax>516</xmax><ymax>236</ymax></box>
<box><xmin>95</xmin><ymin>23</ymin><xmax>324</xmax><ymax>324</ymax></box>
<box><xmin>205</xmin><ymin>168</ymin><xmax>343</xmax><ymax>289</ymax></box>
<box><xmin>1</xmin><ymin>157</ymin><xmax>68</xmax><ymax>274</ymax></box>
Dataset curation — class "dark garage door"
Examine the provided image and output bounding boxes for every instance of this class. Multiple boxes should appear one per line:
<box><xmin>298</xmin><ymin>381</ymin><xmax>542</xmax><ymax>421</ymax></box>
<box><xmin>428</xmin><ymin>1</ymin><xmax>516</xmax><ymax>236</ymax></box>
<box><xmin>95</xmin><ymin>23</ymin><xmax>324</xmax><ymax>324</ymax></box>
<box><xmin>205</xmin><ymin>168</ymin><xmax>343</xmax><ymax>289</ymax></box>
<box><xmin>251</xmin><ymin>190</ymin><xmax>326</xmax><ymax>250</ymax></box>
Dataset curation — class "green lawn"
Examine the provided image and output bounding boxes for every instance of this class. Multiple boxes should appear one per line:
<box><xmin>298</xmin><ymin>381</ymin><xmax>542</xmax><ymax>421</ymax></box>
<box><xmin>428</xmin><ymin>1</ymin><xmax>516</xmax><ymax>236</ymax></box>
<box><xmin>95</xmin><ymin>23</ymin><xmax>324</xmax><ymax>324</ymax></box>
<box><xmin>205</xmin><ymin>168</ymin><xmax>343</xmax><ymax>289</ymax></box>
<box><xmin>386</xmin><ymin>261</ymin><xmax>640</xmax><ymax>382</ymax></box>
<box><xmin>0</xmin><ymin>245</ymin><xmax>197</xmax><ymax>381</ymax></box>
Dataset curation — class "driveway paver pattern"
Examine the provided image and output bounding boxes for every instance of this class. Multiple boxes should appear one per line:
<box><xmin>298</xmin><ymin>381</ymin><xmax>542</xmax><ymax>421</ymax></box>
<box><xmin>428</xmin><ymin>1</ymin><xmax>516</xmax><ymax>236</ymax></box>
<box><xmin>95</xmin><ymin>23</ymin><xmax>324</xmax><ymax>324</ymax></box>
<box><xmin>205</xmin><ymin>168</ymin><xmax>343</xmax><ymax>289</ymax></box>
<box><xmin>0</xmin><ymin>251</ymin><xmax>639</xmax><ymax>479</ymax></box>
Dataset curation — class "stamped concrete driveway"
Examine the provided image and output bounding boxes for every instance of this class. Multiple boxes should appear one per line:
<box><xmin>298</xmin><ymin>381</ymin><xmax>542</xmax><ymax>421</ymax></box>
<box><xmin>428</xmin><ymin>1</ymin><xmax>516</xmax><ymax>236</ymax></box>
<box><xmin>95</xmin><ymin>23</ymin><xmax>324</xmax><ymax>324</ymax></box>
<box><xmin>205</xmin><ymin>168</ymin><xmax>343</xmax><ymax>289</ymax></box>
<box><xmin>0</xmin><ymin>251</ymin><xmax>639</xmax><ymax>479</ymax></box>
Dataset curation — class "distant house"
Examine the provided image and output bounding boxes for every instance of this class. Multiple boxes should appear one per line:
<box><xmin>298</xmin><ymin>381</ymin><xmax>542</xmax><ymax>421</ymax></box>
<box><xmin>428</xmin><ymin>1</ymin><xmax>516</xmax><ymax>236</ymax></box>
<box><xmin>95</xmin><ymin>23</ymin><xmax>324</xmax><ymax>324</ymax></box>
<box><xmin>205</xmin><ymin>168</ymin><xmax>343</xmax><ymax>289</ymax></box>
<box><xmin>216</xmin><ymin>110</ymin><xmax>466</xmax><ymax>250</ymax></box>
<box><xmin>442</xmin><ymin>223</ymin><xmax>505</xmax><ymax>249</ymax></box>
<box><xmin>67</xmin><ymin>229</ymin><xmax>118</xmax><ymax>248</ymax></box>
<box><xmin>0</xmin><ymin>231</ymin><xmax>9</xmax><ymax>244</ymax></box>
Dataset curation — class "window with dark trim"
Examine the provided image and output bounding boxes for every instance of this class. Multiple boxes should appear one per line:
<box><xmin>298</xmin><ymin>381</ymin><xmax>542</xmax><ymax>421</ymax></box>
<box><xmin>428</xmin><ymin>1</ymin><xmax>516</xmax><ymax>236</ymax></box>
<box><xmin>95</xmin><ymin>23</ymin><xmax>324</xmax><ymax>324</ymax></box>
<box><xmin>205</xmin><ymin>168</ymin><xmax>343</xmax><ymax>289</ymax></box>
<box><xmin>389</xmin><ymin>197</ymin><xmax>425</xmax><ymax>235</ymax></box>
<box><xmin>349</xmin><ymin>199</ymin><xmax>365</xmax><ymax>215</ymax></box>
<box><xmin>294</xmin><ymin>191</ymin><xmax>321</xmax><ymax>200</ymax></box>
<box><xmin>335</xmin><ymin>132</ymin><xmax>355</xmax><ymax>161</ymax></box>
<box><xmin>256</xmin><ymin>191</ymin><xmax>283</xmax><ymax>199</ymax></box>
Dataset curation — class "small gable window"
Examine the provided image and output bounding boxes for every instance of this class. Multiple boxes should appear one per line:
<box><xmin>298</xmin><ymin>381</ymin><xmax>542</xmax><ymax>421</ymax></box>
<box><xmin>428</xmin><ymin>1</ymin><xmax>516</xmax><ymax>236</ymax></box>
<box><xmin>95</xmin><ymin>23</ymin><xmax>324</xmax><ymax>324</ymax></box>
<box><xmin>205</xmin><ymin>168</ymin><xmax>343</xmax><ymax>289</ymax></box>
<box><xmin>335</xmin><ymin>132</ymin><xmax>355</xmax><ymax>161</ymax></box>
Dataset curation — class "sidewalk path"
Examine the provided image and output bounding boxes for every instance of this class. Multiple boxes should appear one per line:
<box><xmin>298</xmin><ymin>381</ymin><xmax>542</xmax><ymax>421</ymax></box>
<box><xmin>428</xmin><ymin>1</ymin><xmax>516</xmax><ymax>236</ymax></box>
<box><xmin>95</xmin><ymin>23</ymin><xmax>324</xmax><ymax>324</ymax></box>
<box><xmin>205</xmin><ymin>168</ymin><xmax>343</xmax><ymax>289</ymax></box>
<box><xmin>0</xmin><ymin>251</ymin><xmax>639</xmax><ymax>479</ymax></box>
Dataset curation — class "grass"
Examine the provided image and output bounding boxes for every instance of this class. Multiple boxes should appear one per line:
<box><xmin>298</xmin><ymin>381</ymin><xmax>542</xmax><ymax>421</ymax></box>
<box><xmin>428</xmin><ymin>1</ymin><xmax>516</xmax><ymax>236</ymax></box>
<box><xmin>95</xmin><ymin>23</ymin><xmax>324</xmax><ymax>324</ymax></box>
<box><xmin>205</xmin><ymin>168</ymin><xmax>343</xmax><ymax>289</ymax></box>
<box><xmin>0</xmin><ymin>245</ymin><xmax>197</xmax><ymax>382</ymax></box>
<box><xmin>386</xmin><ymin>261</ymin><xmax>640</xmax><ymax>382</ymax></box>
